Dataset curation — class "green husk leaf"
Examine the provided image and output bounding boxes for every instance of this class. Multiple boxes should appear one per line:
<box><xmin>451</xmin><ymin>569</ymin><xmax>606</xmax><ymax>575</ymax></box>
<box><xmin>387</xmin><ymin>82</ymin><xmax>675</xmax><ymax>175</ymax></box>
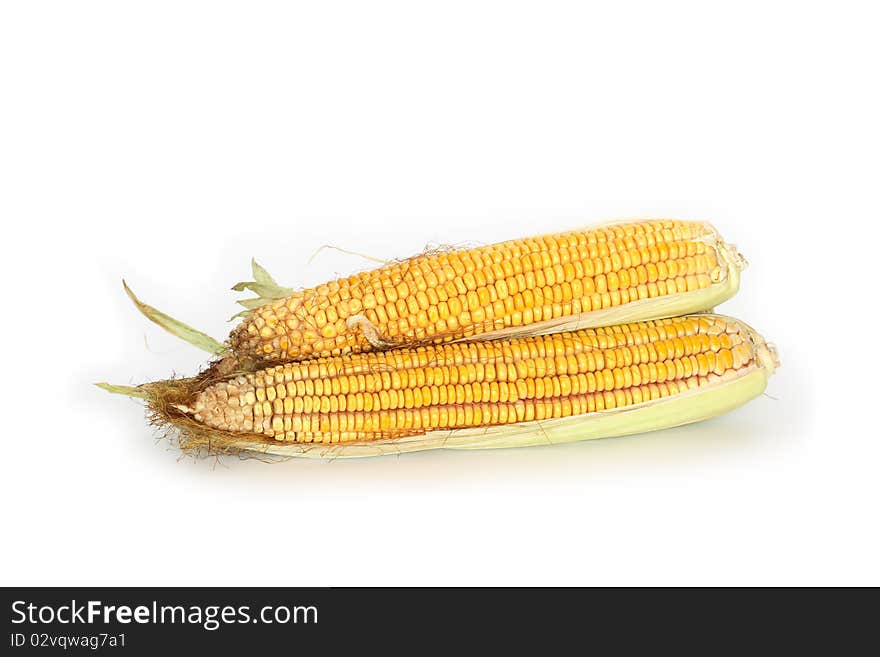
<box><xmin>231</xmin><ymin>281</ymin><xmax>294</xmax><ymax>298</ymax></box>
<box><xmin>122</xmin><ymin>281</ymin><xmax>225</xmax><ymax>355</ymax></box>
<box><xmin>95</xmin><ymin>382</ymin><xmax>148</xmax><ymax>399</ymax></box>
<box><xmin>231</xmin><ymin>259</ymin><xmax>296</xmax><ymax>317</ymax></box>
<box><xmin>251</xmin><ymin>258</ymin><xmax>277</xmax><ymax>286</ymax></box>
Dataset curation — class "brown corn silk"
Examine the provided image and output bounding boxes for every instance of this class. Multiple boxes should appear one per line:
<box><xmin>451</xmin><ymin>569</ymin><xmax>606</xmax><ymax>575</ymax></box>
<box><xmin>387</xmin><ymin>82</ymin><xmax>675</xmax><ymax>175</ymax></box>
<box><xmin>217</xmin><ymin>220</ymin><xmax>743</xmax><ymax>373</ymax></box>
<box><xmin>142</xmin><ymin>314</ymin><xmax>777</xmax><ymax>455</ymax></box>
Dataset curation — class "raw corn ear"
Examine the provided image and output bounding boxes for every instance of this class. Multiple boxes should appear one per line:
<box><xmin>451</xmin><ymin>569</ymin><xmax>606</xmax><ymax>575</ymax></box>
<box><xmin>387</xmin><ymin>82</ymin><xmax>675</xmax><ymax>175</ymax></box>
<box><xmin>218</xmin><ymin>219</ymin><xmax>746</xmax><ymax>372</ymax></box>
<box><xmin>133</xmin><ymin>314</ymin><xmax>777</xmax><ymax>458</ymax></box>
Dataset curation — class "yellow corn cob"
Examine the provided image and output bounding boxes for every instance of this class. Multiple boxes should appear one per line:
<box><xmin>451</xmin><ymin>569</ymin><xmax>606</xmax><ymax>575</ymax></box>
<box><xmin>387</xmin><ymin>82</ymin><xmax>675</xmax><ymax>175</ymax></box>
<box><xmin>218</xmin><ymin>219</ymin><xmax>745</xmax><ymax>372</ymax></box>
<box><xmin>161</xmin><ymin>314</ymin><xmax>776</xmax><ymax>457</ymax></box>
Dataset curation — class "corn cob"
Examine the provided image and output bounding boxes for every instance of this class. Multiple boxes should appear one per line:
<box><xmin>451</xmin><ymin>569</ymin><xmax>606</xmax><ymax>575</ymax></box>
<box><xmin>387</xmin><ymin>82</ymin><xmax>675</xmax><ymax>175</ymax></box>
<box><xmin>143</xmin><ymin>314</ymin><xmax>776</xmax><ymax>458</ymax></box>
<box><xmin>214</xmin><ymin>219</ymin><xmax>745</xmax><ymax>372</ymax></box>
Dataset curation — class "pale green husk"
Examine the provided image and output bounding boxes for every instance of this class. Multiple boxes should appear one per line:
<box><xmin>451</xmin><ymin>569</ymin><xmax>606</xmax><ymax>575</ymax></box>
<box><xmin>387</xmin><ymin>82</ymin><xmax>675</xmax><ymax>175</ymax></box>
<box><xmin>122</xmin><ymin>281</ymin><xmax>224</xmax><ymax>355</ymax></box>
<box><xmin>230</xmin><ymin>259</ymin><xmax>296</xmax><ymax>320</ymax></box>
<box><xmin>95</xmin><ymin>382</ymin><xmax>147</xmax><ymax>399</ymax></box>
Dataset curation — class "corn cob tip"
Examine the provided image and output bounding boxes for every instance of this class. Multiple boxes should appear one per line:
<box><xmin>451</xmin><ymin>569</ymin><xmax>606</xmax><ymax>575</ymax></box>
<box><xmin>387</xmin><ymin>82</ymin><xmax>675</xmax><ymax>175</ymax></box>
<box><xmin>737</xmin><ymin>320</ymin><xmax>780</xmax><ymax>375</ymax></box>
<box><xmin>720</xmin><ymin>241</ymin><xmax>749</xmax><ymax>272</ymax></box>
<box><xmin>758</xmin><ymin>341</ymin><xmax>781</xmax><ymax>373</ymax></box>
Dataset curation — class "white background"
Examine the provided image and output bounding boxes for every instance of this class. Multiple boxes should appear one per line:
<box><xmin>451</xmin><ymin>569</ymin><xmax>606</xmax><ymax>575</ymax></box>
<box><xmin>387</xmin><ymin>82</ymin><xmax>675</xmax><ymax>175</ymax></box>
<box><xmin>1</xmin><ymin>1</ymin><xmax>877</xmax><ymax>586</ymax></box>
